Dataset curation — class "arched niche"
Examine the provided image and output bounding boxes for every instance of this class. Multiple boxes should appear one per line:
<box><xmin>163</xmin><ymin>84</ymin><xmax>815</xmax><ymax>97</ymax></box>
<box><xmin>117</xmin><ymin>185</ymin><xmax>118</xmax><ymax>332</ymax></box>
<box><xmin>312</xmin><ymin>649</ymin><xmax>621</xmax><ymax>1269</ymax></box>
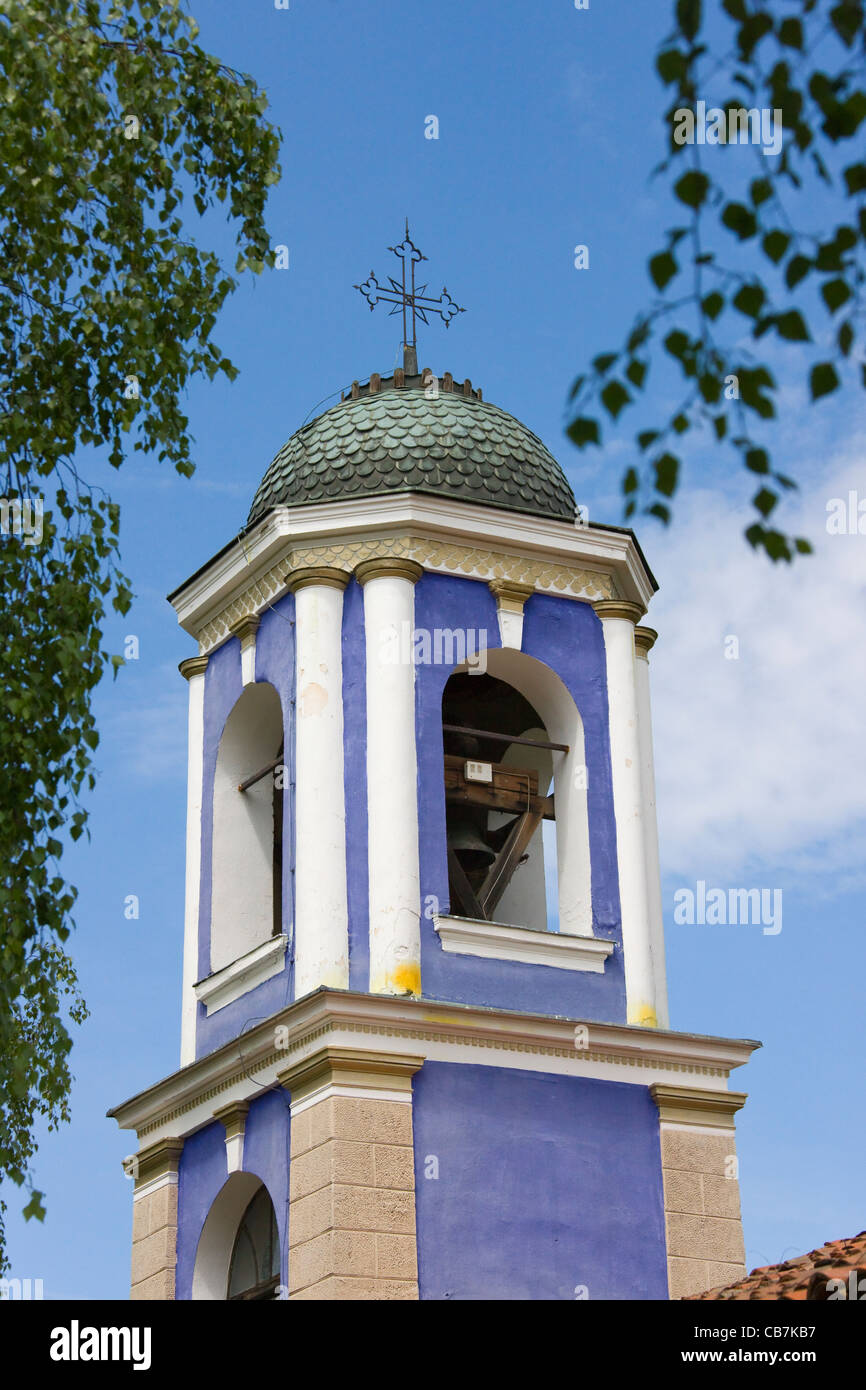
<box><xmin>442</xmin><ymin>649</ymin><xmax>592</xmax><ymax>937</ymax></box>
<box><xmin>191</xmin><ymin>1172</ymin><xmax>281</xmax><ymax>1301</ymax></box>
<box><xmin>211</xmin><ymin>682</ymin><xmax>284</xmax><ymax>973</ymax></box>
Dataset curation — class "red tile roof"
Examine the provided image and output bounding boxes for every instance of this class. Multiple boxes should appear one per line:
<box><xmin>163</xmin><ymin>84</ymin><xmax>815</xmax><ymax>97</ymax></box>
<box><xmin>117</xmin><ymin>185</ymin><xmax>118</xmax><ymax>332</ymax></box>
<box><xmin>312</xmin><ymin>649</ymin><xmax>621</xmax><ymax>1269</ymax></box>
<box><xmin>687</xmin><ymin>1231</ymin><xmax>866</xmax><ymax>1300</ymax></box>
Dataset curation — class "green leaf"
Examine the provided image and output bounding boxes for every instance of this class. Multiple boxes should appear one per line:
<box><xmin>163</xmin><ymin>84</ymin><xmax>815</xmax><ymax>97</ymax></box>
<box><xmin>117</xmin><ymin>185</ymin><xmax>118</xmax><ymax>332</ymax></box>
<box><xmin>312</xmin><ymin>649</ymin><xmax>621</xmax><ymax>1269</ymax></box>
<box><xmin>778</xmin><ymin>16</ymin><xmax>803</xmax><ymax>48</ymax></box>
<box><xmin>762</xmin><ymin>230</ymin><xmax>789</xmax><ymax>264</ymax></box>
<box><xmin>843</xmin><ymin>163</ymin><xmax>866</xmax><ymax>195</ymax></box>
<box><xmin>785</xmin><ymin>255</ymin><xmax>811</xmax><ymax>288</ymax></box>
<box><xmin>649</xmin><ymin>251</ymin><xmax>678</xmax><ymax>290</ymax></box>
<box><xmin>592</xmin><ymin>353</ymin><xmax>618</xmax><ymax>375</ymax></box>
<box><xmin>637</xmin><ymin>430</ymin><xmax>660</xmax><ymax>451</ymax></box>
<box><xmin>821</xmin><ymin>278</ymin><xmax>852</xmax><ymax>312</ymax></box>
<box><xmin>22</xmin><ymin>1190</ymin><xmax>46</xmax><ymax>1224</ymax></box>
<box><xmin>838</xmin><ymin>321</ymin><xmax>854</xmax><ymax>356</ymax></box>
<box><xmin>776</xmin><ymin>310</ymin><xmax>810</xmax><ymax>341</ymax></box>
<box><xmin>567</xmin><ymin>416</ymin><xmax>600</xmax><ymax>447</ymax></box>
<box><xmin>676</xmin><ymin>0</ymin><xmax>702</xmax><ymax>41</ymax></box>
<box><xmin>810</xmin><ymin>362</ymin><xmax>840</xmax><ymax>399</ymax></box>
<box><xmin>733</xmin><ymin>283</ymin><xmax>766</xmax><ymax>318</ymax></box>
<box><xmin>674</xmin><ymin>170</ymin><xmax>710</xmax><ymax>209</ymax></box>
<box><xmin>721</xmin><ymin>202</ymin><xmax>757</xmax><ymax>240</ymax></box>
<box><xmin>601</xmin><ymin>380</ymin><xmax>631</xmax><ymax>419</ymax></box>
<box><xmin>654</xmin><ymin>452</ymin><xmax>680</xmax><ymax>496</ymax></box>
<box><xmin>750</xmin><ymin>177</ymin><xmax>772</xmax><ymax>206</ymax></box>
<box><xmin>829</xmin><ymin>1</ymin><xmax>862</xmax><ymax>46</ymax></box>
<box><xmin>745</xmin><ymin>448</ymin><xmax>769</xmax><ymax>474</ymax></box>
<box><xmin>702</xmin><ymin>292</ymin><xmax>725</xmax><ymax>320</ymax></box>
<box><xmin>753</xmin><ymin>487</ymin><xmax>778</xmax><ymax>517</ymax></box>
<box><xmin>625</xmin><ymin>359</ymin><xmax>647</xmax><ymax>388</ymax></box>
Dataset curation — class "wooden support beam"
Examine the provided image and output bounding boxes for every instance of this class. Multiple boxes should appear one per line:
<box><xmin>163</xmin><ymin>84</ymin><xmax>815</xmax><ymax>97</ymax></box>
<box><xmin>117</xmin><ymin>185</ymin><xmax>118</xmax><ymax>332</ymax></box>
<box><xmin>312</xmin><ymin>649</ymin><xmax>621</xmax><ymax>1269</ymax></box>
<box><xmin>447</xmin><ymin>846</ymin><xmax>486</xmax><ymax>920</ymax></box>
<box><xmin>478</xmin><ymin>807</ymin><xmax>543</xmax><ymax>917</ymax></box>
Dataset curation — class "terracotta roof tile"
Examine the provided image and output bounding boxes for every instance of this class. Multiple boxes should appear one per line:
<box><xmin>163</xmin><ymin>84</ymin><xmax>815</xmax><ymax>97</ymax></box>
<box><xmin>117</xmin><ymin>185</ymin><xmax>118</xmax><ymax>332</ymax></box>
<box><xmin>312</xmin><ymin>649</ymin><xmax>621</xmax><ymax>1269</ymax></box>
<box><xmin>687</xmin><ymin>1230</ymin><xmax>866</xmax><ymax>1300</ymax></box>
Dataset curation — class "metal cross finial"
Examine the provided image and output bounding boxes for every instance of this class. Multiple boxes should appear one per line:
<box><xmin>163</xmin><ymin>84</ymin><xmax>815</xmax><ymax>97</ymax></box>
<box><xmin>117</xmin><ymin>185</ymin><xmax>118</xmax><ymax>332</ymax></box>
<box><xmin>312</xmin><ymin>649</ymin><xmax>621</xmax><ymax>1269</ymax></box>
<box><xmin>354</xmin><ymin>221</ymin><xmax>466</xmax><ymax>353</ymax></box>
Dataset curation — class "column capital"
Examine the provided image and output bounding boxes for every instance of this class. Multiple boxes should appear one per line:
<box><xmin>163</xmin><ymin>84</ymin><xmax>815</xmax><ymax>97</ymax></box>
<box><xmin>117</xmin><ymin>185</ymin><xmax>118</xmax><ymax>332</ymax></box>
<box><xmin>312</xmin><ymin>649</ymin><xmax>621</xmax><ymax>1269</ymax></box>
<box><xmin>355</xmin><ymin>557</ymin><xmax>424</xmax><ymax>586</ymax></box>
<box><xmin>132</xmin><ymin>1136</ymin><xmax>184</xmax><ymax>1190</ymax></box>
<box><xmin>179</xmin><ymin>655</ymin><xmax>209</xmax><ymax>681</ymax></box>
<box><xmin>287</xmin><ymin>565</ymin><xmax>350</xmax><ymax>593</ymax></box>
<box><xmin>213</xmin><ymin>1099</ymin><xmax>250</xmax><ymax>1141</ymax></box>
<box><xmin>277</xmin><ymin>1046</ymin><xmax>424</xmax><ymax>1109</ymax></box>
<box><xmin>488</xmin><ymin>579</ymin><xmax>535</xmax><ymax>610</ymax></box>
<box><xmin>650</xmin><ymin>1083</ymin><xmax>747</xmax><ymax>1130</ymax></box>
<box><xmin>593</xmin><ymin>599</ymin><xmax>646</xmax><ymax>624</ymax></box>
<box><xmin>634</xmin><ymin>625</ymin><xmax>659</xmax><ymax>659</ymax></box>
<box><xmin>228</xmin><ymin>615</ymin><xmax>260</xmax><ymax>647</ymax></box>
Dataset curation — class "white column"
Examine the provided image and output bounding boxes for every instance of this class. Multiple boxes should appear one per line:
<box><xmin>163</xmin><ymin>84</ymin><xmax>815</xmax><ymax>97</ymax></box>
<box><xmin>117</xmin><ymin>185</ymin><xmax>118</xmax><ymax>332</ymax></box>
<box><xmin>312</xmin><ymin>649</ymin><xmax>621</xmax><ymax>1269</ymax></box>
<box><xmin>635</xmin><ymin>626</ymin><xmax>670</xmax><ymax>1029</ymax></box>
<box><xmin>289</xmin><ymin>568</ymin><xmax>350</xmax><ymax>996</ymax></box>
<box><xmin>179</xmin><ymin>655</ymin><xmax>208</xmax><ymax>1066</ymax></box>
<box><xmin>595</xmin><ymin>601</ymin><xmax>658</xmax><ymax>1028</ymax></box>
<box><xmin>356</xmin><ymin>558</ymin><xmax>423</xmax><ymax>997</ymax></box>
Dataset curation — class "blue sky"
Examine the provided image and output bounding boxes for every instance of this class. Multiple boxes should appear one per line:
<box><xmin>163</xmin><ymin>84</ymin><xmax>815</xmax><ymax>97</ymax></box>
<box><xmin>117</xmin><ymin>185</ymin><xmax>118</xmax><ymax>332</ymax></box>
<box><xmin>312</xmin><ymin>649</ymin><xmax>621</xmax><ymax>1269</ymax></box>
<box><xmin>3</xmin><ymin>0</ymin><xmax>865</xmax><ymax>1297</ymax></box>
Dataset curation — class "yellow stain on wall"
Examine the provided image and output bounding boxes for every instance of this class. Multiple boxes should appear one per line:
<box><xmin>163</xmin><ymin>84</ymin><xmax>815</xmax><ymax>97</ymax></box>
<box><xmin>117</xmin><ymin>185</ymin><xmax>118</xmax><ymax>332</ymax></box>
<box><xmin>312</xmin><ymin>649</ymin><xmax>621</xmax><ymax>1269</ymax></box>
<box><xmin>628</xmin><ymin>1003</ymin><xmax>659</xmax><ymax>1028</ymax></box>
<box><xmin>370</xmin><ymin>963</ymin><xmax>421</xmax><ymax>997</ymax></box>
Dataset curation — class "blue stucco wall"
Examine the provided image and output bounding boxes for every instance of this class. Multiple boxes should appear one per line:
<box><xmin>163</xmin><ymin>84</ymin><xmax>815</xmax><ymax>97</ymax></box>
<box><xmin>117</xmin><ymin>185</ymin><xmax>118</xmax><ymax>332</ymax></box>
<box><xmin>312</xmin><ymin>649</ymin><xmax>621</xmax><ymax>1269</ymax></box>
<box><xmin>195</xmin><ymin>594</ymin><xmax>295</xmax><ymax>1058</ymax></box>
<box><xmin>342</xmin><ymin>578</ymin><xmax>370</xmax><ymax>994</ymax></box>
<box><xmin>175</xmin><ymin>1088</ymin><xmax>290</xmax><ymax>1300</ymax></box>
<box><xmin>412</xmin><ymin>1061</ymin><xmax>667</xmax><ymax>1300</ymax></box>
<box><xmin>414</xmin><ymin>573</ymin><xmax>626</xmax><ymax>1019</ymax></box>
<box><xmin>192</xmin><ymin>569</ymin><xmax>624</xmax><ymax>1049</ymax></box>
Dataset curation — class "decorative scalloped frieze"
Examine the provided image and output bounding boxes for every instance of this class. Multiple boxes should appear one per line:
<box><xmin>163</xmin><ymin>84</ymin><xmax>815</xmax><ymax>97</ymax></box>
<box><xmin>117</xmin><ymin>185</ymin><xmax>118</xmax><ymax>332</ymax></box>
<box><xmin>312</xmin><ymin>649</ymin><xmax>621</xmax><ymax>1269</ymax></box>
<box><xmin>195</xmin><ymin>536</ymin><xmax>614</xmax><ymax>654</ymax></box>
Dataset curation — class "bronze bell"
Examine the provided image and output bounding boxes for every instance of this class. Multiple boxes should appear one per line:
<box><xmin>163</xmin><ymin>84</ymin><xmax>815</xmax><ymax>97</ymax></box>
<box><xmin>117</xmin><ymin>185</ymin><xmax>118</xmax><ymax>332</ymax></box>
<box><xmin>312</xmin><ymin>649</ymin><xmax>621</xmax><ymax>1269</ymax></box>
<box><xmin>448</xmin><ymin>814</ymin><xmax>496</xmax><ymax>870</ymax></box>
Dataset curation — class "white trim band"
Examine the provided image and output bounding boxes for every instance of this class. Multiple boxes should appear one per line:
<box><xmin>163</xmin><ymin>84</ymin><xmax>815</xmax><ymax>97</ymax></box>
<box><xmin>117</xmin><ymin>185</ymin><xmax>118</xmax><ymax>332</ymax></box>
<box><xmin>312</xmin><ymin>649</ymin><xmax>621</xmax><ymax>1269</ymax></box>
<box><xmin>434</xmin><ymin>915</ymin><xmax>614</xmax><ymax>973</ymax></box>
<box><xmin>194</xmin><ymin>934</ymin><xmax>288</xmax><ymax>1015</ymax></box>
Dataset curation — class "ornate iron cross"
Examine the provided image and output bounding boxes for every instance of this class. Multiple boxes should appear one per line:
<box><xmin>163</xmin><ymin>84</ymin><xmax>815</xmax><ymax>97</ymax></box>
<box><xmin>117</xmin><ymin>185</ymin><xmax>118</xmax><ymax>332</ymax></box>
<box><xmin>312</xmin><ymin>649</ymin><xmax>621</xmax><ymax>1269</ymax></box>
<box><xmin>354</xmin><ymin>220</ymin><xmax>466</xmax><ymax>352</ymax></box>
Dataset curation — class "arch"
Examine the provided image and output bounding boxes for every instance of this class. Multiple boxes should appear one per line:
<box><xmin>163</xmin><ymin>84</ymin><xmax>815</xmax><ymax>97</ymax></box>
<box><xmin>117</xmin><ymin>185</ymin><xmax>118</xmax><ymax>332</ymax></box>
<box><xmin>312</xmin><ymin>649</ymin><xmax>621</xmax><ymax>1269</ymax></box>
<box><xmin>191</xmin><ymin>1171</ymin><xmax>265</xmax><ymax>1300</ymax></box>
<box><xmin>211</xmin><ymin>682</ymin><xmax>284</xmax><ymax>973</ymax></box>
<box><xmin>444</xmin><ymin>648</ymin><xmax>592</xmax><ymax>937</ymax></box>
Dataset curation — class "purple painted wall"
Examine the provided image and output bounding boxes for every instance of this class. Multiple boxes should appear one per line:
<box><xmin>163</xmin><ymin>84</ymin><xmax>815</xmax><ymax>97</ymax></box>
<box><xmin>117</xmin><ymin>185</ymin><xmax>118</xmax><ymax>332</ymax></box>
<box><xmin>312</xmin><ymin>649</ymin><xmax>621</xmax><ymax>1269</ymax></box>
<box><xmin>414</xmin><ymin>573</ymin><xmax>626</xmax><ymax>1020</ymax></box>
<box><xmin>175</xmin><ymin>1088</ymin><xmax>289</xmax><ymax>1300</ymax></box>
<box><xmin>194</xmin><ymin>594</ymin><xmax>295</xmax><ymax>1058</ymax></box>
<box><xmin>412</xmin><ymin>1061</ymin><xmax>668</xmax><ymax>1300</ymax></box>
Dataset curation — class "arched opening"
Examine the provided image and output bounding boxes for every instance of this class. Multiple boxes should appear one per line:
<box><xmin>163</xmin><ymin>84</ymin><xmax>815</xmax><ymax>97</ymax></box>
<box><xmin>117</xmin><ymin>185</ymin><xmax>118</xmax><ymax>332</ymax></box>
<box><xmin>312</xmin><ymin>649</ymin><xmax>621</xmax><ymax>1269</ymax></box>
<box><xmin>211</xmin><ymin>682</ymin><xmax>284</xmax><ymax>973</ymax></box>
<box><xmin>227</xmin><ymin>1186</ymin><xmax>281</xmax><ymax>1301</ymax></box>
<box><xmin>192</xmin><ymin>1173</ymin><xmax>282</xmax><ymax>1301</ymax></box>
<box><xmin>441</xmin><ymin>650</ymin><xmax>592</xmax><ymax>937</ymax></box>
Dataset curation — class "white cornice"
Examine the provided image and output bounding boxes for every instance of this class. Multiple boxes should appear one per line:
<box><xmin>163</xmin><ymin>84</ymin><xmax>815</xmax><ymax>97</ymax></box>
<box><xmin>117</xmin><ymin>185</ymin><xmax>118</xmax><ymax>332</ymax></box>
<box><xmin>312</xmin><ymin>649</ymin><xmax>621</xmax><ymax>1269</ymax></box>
<box><xmin>168</xmin><ymin>495</ymin><xmax>657</xmax><ymax>642</ymax></box>
<box><xmin>107</xmin><ymin>989</ymin><xmax>760</xmax><ymax>1146</ymax></box>
<box><xmin>434</xmin><ymin>915</ymin><xmax>614</xmax><ymax>972</ymax></box>
<box><xmin>193</xmin><ymin>934</ymin><xmax>288</xmax><ymax>1015</ymax></box>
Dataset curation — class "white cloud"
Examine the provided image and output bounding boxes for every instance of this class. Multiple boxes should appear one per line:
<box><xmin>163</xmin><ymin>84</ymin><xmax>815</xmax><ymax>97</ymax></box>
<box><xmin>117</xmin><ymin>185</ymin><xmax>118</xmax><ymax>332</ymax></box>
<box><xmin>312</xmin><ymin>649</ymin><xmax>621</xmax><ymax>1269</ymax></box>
<box><xmin>646</xmin><ymin>443</ymin><xmax>866</xmax><ymax>887</ymax></box>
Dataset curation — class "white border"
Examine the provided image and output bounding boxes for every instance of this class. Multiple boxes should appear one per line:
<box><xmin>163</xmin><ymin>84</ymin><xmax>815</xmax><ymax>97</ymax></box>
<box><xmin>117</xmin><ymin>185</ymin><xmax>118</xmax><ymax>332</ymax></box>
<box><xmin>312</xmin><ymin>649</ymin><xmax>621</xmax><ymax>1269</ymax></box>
<box><xmin>193</xmin><ymin>934</ymin><xmax>288</xmax><ymax>1015</ymax></box>
<box><xmin>434</xmin><ymin>915</ymin><xmax>614</xmax><ymax>973</ymax></box>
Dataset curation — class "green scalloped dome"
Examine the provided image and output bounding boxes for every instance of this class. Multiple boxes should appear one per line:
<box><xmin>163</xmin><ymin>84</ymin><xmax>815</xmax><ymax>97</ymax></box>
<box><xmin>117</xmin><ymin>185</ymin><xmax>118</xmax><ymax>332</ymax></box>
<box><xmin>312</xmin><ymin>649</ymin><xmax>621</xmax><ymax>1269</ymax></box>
<box><xmin>247</xmin><ymin>374</ymin><xmax>575</xmax><ymax>525</ymax></box>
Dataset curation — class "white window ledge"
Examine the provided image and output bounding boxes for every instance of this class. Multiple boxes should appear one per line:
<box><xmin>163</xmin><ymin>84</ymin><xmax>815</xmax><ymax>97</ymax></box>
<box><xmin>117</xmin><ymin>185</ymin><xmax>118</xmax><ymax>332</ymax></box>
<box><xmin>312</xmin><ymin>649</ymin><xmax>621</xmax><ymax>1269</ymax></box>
<box><xmin>194</xmin><ymin>934</ymin><xmax>288</xmax><ymax>1015</ymax></box>
<box><xmin>433</xmin><ymin>915</ymin><xmax>614</xmax><ymax>973</ymax></box>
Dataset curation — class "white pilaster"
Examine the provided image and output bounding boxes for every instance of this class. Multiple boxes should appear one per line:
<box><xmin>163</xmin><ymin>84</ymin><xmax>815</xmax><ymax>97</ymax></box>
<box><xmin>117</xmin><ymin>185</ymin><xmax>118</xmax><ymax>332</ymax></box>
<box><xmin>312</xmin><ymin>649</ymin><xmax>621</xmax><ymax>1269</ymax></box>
<box><xmin>356</xmin><ymin>559</ymin><xmax>424</xmax><ymax>997</ymax></box>
<box><xmin>230</xmin><ymin>616</ymin><xmax>259</xmax><ymax>687</ymax></box>
<box><xmin>179</xmin><ymin>655</ymin><xmax>208</xmax><ymax>1066</ymax></box>
<box><xmin>595</xmin><ymin>601</ymin><xmax>658</xmax><ymax>1028</ymax></box>
<box><xmin>489</xmin><ymin>580</ymin><xmax>534</xmax><ymax>651</ymax></box>
<box><xmin>289</xmin><ymin>568</ymin><xmax>350</xmax><ymax>996</ymax></box>
<box><xmin>635</xmin><ymin>627</ymin><xmax>669</xmax><ymax>1029</ymax></box>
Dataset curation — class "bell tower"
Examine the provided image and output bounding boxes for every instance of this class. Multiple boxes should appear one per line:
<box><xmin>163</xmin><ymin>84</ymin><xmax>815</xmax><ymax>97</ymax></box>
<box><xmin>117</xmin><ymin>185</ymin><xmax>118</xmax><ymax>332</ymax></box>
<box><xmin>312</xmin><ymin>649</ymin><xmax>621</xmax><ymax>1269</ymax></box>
<box><xmin>110</xmin><ymin>240</ymin><xmax>758</xmax><ymax>1301</ymax></box>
